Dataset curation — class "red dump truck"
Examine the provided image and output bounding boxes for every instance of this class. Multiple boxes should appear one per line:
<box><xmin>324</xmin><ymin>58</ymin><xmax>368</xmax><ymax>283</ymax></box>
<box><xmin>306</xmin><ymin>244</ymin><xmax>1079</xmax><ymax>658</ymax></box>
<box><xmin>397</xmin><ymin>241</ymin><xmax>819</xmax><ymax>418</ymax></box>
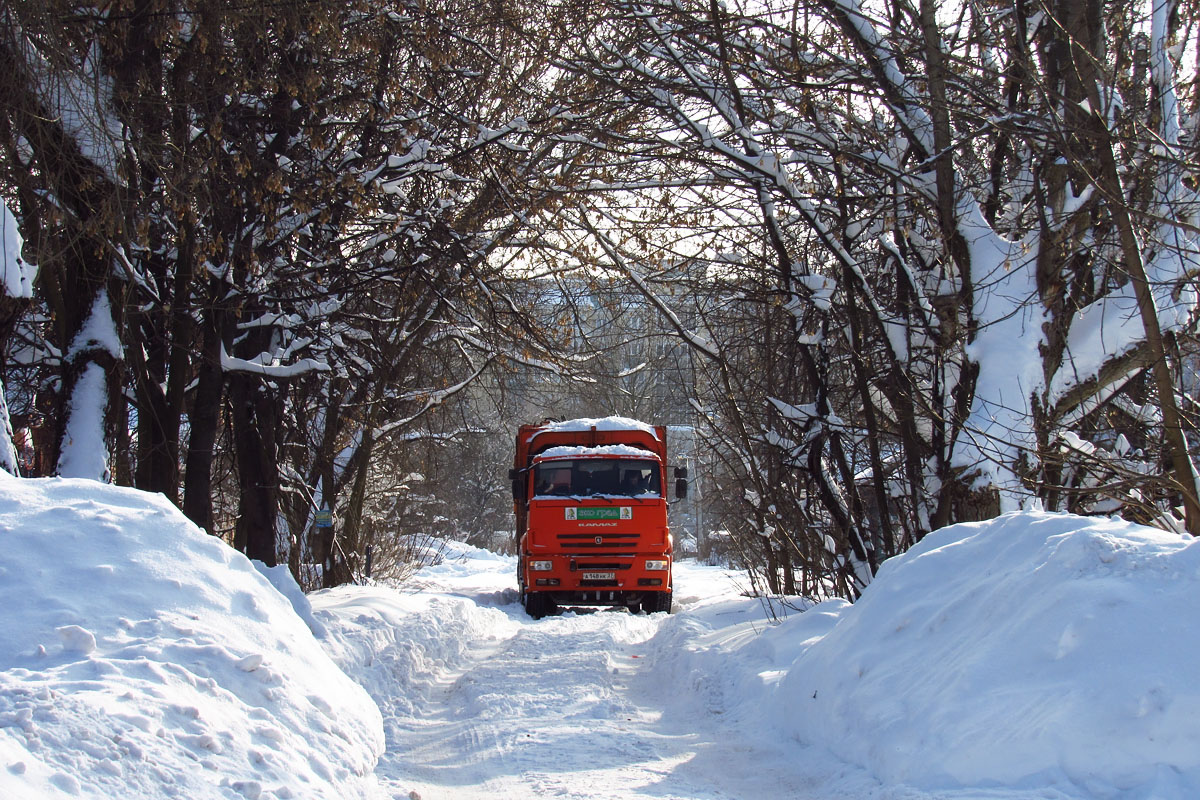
<box><xmin>510</xmin><ymin>417</ymin><xmax>686</xmax><ymax>618</ymax></box>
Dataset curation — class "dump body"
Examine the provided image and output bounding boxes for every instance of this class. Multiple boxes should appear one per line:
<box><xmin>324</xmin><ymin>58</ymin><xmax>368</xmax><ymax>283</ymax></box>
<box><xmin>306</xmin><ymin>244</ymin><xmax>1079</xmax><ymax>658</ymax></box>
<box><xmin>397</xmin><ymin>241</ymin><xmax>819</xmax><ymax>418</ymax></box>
<box><xmin>511</xmin><ymin>418</ymin><xmax>674</xmax><ymax>617</ymax></box>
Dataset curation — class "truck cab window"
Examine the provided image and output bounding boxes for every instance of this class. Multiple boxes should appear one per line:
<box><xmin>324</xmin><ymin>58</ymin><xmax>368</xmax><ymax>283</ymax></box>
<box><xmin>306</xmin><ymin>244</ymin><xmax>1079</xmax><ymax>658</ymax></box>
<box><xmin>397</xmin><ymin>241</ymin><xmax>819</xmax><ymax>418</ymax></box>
<box><xmin>533</xmin><ymin>459</ymin><xmax>661</xmax><ymax>498</ymax></box>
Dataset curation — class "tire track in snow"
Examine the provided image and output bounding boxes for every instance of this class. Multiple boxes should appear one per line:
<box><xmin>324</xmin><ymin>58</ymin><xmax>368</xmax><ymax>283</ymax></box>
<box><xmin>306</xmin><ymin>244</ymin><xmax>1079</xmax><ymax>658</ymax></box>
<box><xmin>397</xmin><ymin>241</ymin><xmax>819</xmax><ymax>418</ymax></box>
<box><xmin>370</xmin><ymin>600</ymin><xmax>929</xmax><ymax>800</ymax></box>
<box><xmin>376</xmin><ymin>604</ymin><xmax>667</xmax><ymax>799</ymax></box>
<box><xmin>330</xmin><ymin>553</ymin><xmax>967</xmax><ymax>800</ymax></box>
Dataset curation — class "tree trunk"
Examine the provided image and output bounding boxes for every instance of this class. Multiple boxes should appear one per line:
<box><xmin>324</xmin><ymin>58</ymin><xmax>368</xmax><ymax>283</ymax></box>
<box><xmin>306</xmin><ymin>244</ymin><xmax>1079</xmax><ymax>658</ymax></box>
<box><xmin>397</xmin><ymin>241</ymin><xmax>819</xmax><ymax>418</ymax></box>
<box><xmin>182</xmin><ymin>287</ymin><xmax>228</xmax><ymax>533</ymax></box>
<box><xmin>1094</xmin><ymin>139</ymin><xmax>1200</xmax><ymax>533</ymax></box>
<box><xmin>229</xmin><ymin>370</ymin><xmax>282</xmax><ymax>565</ymax></box>
<box><xmin>324</xmin><ymin>426</ymin><xmax>376</xmax><ymax>587</ymax></box>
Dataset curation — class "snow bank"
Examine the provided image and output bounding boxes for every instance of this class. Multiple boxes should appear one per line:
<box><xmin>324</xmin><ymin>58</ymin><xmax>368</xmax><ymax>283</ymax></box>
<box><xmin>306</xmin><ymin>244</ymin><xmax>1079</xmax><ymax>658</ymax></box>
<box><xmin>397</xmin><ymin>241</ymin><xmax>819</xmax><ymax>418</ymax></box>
<box><xmin>435</xmin><ymin>538</ymin><xmax>510</xmax><ymax>563</ymax></box>
<box><xmin>643</xmin><ymin>590</ymin><xmax>825</xmax><ymax>728</ymax></box>
<box><xmin>312</xmin><ymin>586</ymin><xmax>519</xmax><ymax>720</ymax></box>
<box><xmin>777</xmin><ymin>511</ymin><xmax>1200</xmax><ymax>797</ymax></box>
<box><xmin>311</xmin><ymin>537</ymin><xmax>523</xmax><ymax>723</ymax></box>
<box><xmin>0</xmin><ymin>474</ymin><xmax>383</xmax><ymax>800</ymax></box>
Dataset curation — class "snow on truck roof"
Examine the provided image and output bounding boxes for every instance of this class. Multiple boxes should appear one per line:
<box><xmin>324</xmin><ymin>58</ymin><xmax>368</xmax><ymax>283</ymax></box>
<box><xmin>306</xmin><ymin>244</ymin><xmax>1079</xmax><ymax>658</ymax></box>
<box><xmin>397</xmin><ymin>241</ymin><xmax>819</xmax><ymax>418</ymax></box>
<box><xmin>539</xmin><ymin>416</ymin><xmax>660</xmax><ymax>438</ymax></box>
<box><xmin>536</xmin><ymin>444</ymin><xmax>656</xmax><ymax>460</ymax></box>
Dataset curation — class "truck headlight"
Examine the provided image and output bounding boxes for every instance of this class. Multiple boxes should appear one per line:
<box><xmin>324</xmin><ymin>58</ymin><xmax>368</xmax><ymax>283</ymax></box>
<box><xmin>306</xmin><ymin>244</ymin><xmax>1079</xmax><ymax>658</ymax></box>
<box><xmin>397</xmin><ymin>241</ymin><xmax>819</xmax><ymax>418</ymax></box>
<box><xmin>645</xmin><ymin>559</ymin><xmax>668</xmax><ymax>571</ymax></box>
<box><xmin>530</xmin><ymin>560</ymin><xmax>553</xmax><ymax>571</ymax></box>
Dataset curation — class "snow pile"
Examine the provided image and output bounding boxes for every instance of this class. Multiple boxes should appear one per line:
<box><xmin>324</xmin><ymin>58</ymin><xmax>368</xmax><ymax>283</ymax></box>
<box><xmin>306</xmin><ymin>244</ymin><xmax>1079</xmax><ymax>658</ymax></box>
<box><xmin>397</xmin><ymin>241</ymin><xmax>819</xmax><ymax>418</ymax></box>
<box><xmin>313</xmin><ymin>585</ymin><xmax>519</xmax><ymax>720</ymax></box>
<box><xmin>642</xmin><ymin>578</ymin><xmax>823</xmax><ymax>728</ymax></box>
<box><xmin>777</xmin><ymin>511</ymin><xmax>1200</xmax><ymax>797</ymax></box>
<box><xmin>0</xmin><ymin>474</ymin><xmax>384</xmax><ymax>800</ymax></box>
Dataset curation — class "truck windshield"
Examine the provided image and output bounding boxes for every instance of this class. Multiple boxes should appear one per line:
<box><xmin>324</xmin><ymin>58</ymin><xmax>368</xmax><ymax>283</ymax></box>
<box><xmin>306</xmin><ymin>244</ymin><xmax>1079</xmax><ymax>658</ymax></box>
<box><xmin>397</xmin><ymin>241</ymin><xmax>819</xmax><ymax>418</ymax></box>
<box><xmin>533</xmin><ymin>459</ymin><xmax>661</xmax><ymax>498</ymax></box>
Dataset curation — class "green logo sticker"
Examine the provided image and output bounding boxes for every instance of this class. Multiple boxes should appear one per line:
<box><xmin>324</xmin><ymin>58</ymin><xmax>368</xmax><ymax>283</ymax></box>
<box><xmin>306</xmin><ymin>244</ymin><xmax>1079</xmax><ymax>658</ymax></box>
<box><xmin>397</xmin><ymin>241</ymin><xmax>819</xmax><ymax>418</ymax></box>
<box><xmin>565</xmin><ymin>507</ymin><xmax>632</xmax><ymax>520</ymax></box>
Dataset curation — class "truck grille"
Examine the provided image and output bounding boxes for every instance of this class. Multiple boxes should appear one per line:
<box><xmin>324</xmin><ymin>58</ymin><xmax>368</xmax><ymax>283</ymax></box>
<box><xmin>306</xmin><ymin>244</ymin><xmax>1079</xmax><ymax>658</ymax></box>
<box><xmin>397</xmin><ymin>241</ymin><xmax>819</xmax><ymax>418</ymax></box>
<box><xmin>557</xmin><ymin>533</ymin><xmax>640</xmax><ymax>549</ymax></box>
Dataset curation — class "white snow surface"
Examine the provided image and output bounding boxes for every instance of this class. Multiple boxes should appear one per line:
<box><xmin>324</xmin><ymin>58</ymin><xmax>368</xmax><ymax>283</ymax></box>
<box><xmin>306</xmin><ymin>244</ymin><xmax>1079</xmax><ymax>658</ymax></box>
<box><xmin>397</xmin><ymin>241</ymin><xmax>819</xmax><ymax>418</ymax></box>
<box><xmin>2</xmin><ymin>474</ymin><xmax>1198</xmax><ymax>799</ymax></box>
<box><xmin>536</xmin><ymin>444</ymin><xmax>654</xmax><ymax>459</ymax></box>
<box><xmin>0</xmin><ymin>473</ymin><xmax>383</xmax><ymax>800</ymax></box>
<box><xmin>540</xmin><ymin>416</ymin><xmax>660</xmax><ymax>438</ymax></box>
<box><xmin>66</xmin><ymin>291</ymin><xmax>122</xmax><ymax>362</ymax></box>
<box><xmin>1</xmin><ymin>199</ymin><xmax>35</xmax><ymax>299</ymax></box>
<box><xmin>778</xmin><ymin>511</ymin><xmax>1200</xmax><ymax>797</ymax></box>
<box><xmin>54</xmin><ymin>363</ymin><xmax>110</xmax><ymax>481</ymax></box>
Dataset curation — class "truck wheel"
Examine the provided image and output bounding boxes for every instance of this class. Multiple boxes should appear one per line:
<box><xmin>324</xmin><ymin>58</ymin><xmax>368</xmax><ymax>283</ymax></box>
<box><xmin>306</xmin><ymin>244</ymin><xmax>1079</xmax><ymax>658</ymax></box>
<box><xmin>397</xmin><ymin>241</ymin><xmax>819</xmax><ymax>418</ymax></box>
<box><xmin>643</xmin><ymin>591</ymin><xmax>672</xmax><ymax>614</ymax></box>
<box><xmin>524</xmin><ymin>592</ymin><xmax>554</xmax><ymax>619</ymax></box>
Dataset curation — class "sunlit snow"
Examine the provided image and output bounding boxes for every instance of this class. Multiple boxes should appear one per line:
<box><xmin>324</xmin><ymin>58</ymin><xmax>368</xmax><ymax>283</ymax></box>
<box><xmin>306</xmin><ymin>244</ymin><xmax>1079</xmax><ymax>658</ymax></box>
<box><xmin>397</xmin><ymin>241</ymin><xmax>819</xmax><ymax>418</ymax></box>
<box><xmin>2</xmin><ymin>474</ymin><xmax>1198</xmax><ymax>799</ymax></box>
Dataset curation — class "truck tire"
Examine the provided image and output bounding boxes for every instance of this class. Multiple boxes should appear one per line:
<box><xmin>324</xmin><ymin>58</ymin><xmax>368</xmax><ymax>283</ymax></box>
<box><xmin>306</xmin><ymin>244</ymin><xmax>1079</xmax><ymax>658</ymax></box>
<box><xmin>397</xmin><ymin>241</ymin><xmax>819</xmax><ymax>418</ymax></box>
<box><xmin>642</xmin><ymin>591</ymin><xmax>672</xmax><ymax>614</ymax></box>
<box><xmin>524</xmin><ymin>592</ymin><xmax>554</xmax><ymax>619</ymax></box>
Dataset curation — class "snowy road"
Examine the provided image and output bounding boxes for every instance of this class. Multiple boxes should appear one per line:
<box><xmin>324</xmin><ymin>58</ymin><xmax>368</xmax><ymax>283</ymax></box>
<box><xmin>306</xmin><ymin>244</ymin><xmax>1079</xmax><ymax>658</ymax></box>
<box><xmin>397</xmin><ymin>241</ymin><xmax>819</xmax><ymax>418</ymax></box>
<box><xmin>377</xmin><ymin>604</ymin><xmax>815</xmax><ymax>800</ymax></box>
<box><xmin>316</xmin><ymin>549</ymin><xmax>964</xmax><ymax>800</ymax></box>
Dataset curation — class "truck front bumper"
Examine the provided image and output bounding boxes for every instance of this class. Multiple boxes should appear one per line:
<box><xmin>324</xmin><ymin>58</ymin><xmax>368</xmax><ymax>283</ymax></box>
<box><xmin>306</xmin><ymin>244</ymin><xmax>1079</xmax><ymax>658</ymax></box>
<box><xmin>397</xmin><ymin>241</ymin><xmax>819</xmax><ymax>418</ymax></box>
<box><xmin>524</xmin><ymin>553</ymin><xmax>671</xmax><ymax>598</ymax></box>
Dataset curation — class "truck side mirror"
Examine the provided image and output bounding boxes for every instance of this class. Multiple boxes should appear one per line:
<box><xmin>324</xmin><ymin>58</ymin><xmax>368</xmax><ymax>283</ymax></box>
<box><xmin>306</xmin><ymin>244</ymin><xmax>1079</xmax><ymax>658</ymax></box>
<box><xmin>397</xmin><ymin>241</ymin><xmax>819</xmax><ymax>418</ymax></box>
<box><xmin>509</xmin><ymin>468</ymin><xmax>523</xmax><ymax>502</ymax></box>
<box><xmin>673</xmin><ymin>467</ymin><xmax>688</xmax><ymax>500</ymax></box>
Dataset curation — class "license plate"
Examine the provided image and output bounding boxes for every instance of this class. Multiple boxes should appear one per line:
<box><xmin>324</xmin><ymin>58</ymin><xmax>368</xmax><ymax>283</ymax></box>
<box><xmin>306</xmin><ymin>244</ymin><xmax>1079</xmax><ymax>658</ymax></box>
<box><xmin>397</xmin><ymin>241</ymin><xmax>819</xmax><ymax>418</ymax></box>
<box><xmin>581</xmin><ymin>572</ymin><xmax>616</xmax><ymax>580</ymax></box>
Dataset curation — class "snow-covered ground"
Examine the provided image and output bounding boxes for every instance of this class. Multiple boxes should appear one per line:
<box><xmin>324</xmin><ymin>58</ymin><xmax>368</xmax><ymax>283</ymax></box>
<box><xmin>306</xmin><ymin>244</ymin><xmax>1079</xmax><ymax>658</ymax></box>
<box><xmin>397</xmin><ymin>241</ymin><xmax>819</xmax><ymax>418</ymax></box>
<box><xmin>2</xmin><ymin>472</ymin><xmax>1198</xmax><ymax>799</ymax></box>
<box><xmin>0</xmin><ymin>475</ymin><xmax>383</xmax><ymax>800</ymax></box>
